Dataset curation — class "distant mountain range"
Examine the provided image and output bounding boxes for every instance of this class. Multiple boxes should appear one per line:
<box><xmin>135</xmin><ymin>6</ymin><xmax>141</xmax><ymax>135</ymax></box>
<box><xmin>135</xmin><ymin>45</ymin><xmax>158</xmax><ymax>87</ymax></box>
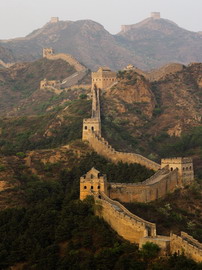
<box><xmin>0</xmin><ymin>15</ymin><xmax>202</xmax><ymax>70</ymax></box>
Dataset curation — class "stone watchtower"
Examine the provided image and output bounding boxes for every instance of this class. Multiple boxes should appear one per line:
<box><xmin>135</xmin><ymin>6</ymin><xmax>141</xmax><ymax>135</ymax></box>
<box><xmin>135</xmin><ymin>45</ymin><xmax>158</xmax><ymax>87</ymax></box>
<box><xmin>151</xmin><ymin>12</ymin><xmax>161</xmax><ymax>19</ymax></box>
<box><xmin>50</xmin><ymin>17</ymin><xmax>59</xmax><ymax>23</ymax></box>
<box><xmin>92</xmin><ymin>67</ymin><xmax>117</xmax><ymax>91</ymax></box>
<box><xmin>80</xmin><ymin>168</ymin><xmax>109</xmax><ymax>200</ymax></box>
<box><xmin>43</xmin><ymin>48</ymin><xmax>54</xmax><ymax>58</ymax></box>
<box><xmin>161</xmin><ymin>157</ymin><xmax>194</xmax><ymax>186</ymax></box>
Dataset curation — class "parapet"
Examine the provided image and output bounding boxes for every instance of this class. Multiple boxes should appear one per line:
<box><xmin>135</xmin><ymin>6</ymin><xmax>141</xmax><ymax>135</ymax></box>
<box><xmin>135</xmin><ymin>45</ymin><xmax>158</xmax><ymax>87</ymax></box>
<box><xmin>170</xmin><ymin>232</ymin><xmax>202</xmax><ymax>262</ymax></box>
<box><xmin>161</xmin><ymin>157</ymin><xmax>193</xmax><ymax>165</ymax></box>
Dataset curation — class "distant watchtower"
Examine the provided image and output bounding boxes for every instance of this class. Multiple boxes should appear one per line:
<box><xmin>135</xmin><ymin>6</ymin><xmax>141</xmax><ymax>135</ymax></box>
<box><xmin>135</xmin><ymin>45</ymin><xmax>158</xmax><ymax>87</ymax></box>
<box><xmin>80</xmin><ymin>168</ymin><xmax>109</xmax><ymax>200</ymax></box>
<box><xmin>50</xmin><ymin>17</ymin><xmax>59</xmax><ymax>23</ymax></box>
<box><xmin>43</xmin><ymin>48</ymin><xmax>54</xmax><ymax>58</ymax></box>
<box><xmin>151</xmin><ymin>12</ymin><xmax>161</xmax><ymax>19</ymax></box>
<box><xmin>161</xmin><ymin>157</ymin><xmax>194</xmax><ymax>186</ymax></box>
<box><xmin>92</xmin><ymin>67</ymin><xmax>117</xmax><ymax>90</ymax></box>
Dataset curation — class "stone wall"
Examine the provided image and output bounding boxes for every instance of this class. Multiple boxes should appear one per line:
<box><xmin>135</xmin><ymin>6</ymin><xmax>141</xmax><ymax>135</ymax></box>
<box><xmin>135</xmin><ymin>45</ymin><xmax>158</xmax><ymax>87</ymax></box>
<box><xmin>45</xmin><ymin>53</ymin><xmax>86</xmax><ymax>72</ymax></box>
<box><xmin>109</xmin><ymin>168</ymin><xmax>179</xmax><ymax>203</ymax></box>
<box><xmin>86</xmin><ymin>131</ymin><xmax>160</xmax><ymax>171</ymax></box>
<box><xmin>95</xmin><ymin>192</ymin><xmax>156</xmax><ymax>243</ymax></box>
<box><xmin>170</xmin><ymin>232</ymin><xmax>202</xmax><ymax>262</ymax></box>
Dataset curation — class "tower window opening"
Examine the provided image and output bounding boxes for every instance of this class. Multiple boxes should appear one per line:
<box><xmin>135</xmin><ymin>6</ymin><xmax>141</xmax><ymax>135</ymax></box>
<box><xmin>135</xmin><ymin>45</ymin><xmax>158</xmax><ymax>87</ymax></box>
<box><xmin>85</xmin><ymin>126</ymin><xmax>88</xmax><ymax>130</ymax></box>
<box><xmin>98</xmin><ymin>185</ymin><xmax>100</xmax><ymax>189</ymax></box>
<box><xmin>91</xmin><ymin>186</ymin><xmax>94</xmax><ymax>189</ymax></box>
<box><xmin>84</xmin><ymin>186</ymin><xmax>87</xmax><ymax>189</ymax></box>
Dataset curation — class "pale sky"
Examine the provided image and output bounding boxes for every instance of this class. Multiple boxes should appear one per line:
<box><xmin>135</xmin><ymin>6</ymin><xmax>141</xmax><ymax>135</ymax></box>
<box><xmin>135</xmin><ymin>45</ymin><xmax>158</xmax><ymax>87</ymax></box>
<box><xmin>0</xmin><ymin>0</ymin><xmax>202</xmax><ymax>39</ymax></box>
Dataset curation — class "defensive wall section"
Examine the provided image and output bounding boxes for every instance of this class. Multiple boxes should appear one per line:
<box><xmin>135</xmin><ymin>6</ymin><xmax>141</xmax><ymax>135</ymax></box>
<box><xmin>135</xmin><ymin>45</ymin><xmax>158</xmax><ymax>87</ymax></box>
<box><xmin>170</xmin><ymin>232</ymin><xmax>202</xmax><ymax>263</ymax></box>
<box><xmin>95</xmin><ymin>192</ymin><xmax>156</xmax><ymax>244</ymax></box>
<box><xmin>43</xmin><ymin>48</ymin><xmax>86</xmax><ymax>72</ymax></box>
<box><xmin>41</xmin><ymin>48</ymin><xmax>88</xmax><ymax>91</ymax></box>
<box><xmin>84</xmin><ymin>131</ymin><xmax>161</xmax><ymax>171</ymax></box>
<box><xmin>121</xmin><ymin>12</ymin><xmax>161</xmax><ymax>33</ymax></box>
<box><xmin>80</xmin><ymin>168</ymin><xmax>202</xmax><ymax>261</ymax></box>
<box><xmin>109</xmin><ymin>167</ymin><xmax>179</xmax><ymax>203</ymax></box>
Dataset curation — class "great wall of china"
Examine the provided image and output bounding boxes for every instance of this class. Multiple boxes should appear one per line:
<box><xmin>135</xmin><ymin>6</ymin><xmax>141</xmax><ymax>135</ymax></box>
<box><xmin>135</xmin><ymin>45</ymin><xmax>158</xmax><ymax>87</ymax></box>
<box><xmin>80</xmin><ymin>67</ymin><xmax>202</xmax><ymax>262</ymax></box>
<box><xmin>40</xmin><ymin>48</ymin><xmax>89</xmax><ymax>92</ymax></box>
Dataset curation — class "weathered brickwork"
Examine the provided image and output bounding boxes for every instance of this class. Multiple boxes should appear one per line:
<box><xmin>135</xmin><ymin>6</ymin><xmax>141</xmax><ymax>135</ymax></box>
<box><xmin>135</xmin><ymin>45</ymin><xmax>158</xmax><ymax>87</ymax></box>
<box><xmin>170</xmin><ymin>232</ymin><xmax>202</xmax><ymax>262</ymax></box>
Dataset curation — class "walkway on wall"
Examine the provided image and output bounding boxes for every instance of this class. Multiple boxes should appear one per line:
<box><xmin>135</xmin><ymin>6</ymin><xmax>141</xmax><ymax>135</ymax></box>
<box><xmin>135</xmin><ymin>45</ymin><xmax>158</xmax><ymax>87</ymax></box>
<box><xmin>99</xmin><ymin>192</ymin><xmax>156</xmax><ymax>230</ymax></box>
<box><xmin>87</xmin><ymin>131</ymin><xmax>160</xmax><ymax>171</ymax></box>
<box><xmin>46</xmin><ymin>53</ymin><xmax>88</xmax><ymax>88</ymax></box>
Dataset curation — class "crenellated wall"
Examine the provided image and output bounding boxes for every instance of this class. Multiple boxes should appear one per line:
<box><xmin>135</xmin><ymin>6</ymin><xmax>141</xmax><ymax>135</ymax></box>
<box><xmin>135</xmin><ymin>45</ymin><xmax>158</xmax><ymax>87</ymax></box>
<box><xmin>45</xmin><ymin>52</ymin><xmax>86</xmax><ymax>72</ymax></box>
<box><xmin>95</xmin><ymin>192</ymin><xmax>156</xmax><ymax>243</ymax></box>
<box><xmin>109</xmin><ymin>168</ymin><xmax>179</xmax><ymax>203</ymax></box>
<box><xmin>80</xmin><ymin>169</ymin><xmax>202</xmax><ymax>262</ymax></box>
<box><xmin>86</xmin><ymin>131</ymin><xmax>160</xmax><ymax>171</ymax></box>
<box><xmin>170</xmin><ymin>232</ymin><xmax>202</xmax><ymax>263</ymax></box>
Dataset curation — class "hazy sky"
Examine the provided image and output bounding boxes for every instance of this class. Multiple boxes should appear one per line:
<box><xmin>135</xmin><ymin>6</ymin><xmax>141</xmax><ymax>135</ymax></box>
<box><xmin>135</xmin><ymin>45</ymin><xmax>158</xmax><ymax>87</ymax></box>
<box><xmin>0</xmin><ymin>0</ymin><xmax>202</xmax><ymax>39</ymax></box>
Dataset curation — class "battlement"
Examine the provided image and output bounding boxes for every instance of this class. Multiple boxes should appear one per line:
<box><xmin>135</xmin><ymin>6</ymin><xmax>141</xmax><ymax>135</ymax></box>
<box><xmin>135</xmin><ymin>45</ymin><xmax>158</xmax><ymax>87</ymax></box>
<box><xmin>171</xmin><ymin>232</ymin><xmax>202</xmax><ymax>262</ymax></box>
<box><xmin>80</xmin><ymin>168</ymin><xmax>201</xmax><ymax>262</ymax></box>
<box><xmin>161</xmin><ymin>157</ymin><xmax>193</xmax><ymax>164</ymax></box>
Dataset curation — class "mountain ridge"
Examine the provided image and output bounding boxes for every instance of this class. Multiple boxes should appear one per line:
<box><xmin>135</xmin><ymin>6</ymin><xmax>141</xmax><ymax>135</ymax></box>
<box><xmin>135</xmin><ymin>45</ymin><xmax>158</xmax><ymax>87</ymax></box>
<box><xmin>1</xmin><ymin>16</ymin><xmax>202</xmax><ymax>70</ymax></box>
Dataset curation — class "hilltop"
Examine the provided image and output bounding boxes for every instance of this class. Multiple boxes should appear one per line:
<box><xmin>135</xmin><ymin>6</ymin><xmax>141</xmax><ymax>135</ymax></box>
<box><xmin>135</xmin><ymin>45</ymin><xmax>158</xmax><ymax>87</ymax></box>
<box><xmin>1</xmin><ymin>15</ymin><xmax>202</xmax><ymax>70</ymax></box>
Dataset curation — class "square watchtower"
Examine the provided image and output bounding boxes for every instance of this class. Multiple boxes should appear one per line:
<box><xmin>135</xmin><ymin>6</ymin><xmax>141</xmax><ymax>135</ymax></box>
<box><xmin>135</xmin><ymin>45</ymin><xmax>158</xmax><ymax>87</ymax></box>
<box><xmin>92</xmin><ymin>67</ymin><xmax>117</xmax><ymax>90</ymax></box>
<box><xmin>80</xmin><ymin>168</ymin><xmax>109</xmax><ymax>200</ymax></box>
<box><xmin>161</xmin><ymin>157</ymin><xmax>194</xmax><ymax>186</ymax></box>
